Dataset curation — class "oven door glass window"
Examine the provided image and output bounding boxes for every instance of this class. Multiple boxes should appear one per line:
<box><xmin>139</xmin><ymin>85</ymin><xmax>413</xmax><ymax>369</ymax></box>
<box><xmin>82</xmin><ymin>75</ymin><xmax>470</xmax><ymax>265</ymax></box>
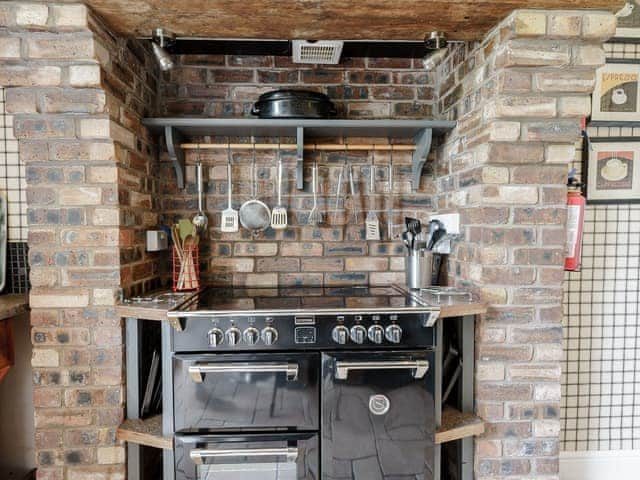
<box><xmin>173</xmin><ymin>353</ymin><xmax>320</xmax><ymax>432</ymax></box>
<box><xmin>321</xmin><ymin>350</ymin><xmax>436</xmax><ymax>480</ymax></box>
<box><xmin>175</xmin><ymin>433</ymin><xmax>319</xmax><ymax>480</ymax></box>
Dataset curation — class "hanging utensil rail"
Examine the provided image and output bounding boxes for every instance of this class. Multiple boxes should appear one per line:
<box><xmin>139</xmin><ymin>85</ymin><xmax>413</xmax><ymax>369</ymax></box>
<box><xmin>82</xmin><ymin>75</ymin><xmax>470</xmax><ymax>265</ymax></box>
<box><xmin>180</xmin><ymin>142</ymin><xmax>416</xmax><ymax>151</ymax></box>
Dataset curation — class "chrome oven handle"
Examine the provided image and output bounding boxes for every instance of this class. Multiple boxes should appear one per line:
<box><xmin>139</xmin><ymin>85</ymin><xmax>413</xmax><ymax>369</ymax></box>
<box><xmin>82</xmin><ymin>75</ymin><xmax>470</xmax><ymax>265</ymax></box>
<box><xmin>190</xmin><ymin>446</ymin><xmax>299</xmax><ymax>465</ymax></box>
<box><xmin>334</xmin><ymin>360</ymin><xmax>429</xmax><ymax>380</ymax></box>
<box><xmin>188</xmin><ymin>362</ymin><xmax>299</xmax><ymax>383</ymax></box>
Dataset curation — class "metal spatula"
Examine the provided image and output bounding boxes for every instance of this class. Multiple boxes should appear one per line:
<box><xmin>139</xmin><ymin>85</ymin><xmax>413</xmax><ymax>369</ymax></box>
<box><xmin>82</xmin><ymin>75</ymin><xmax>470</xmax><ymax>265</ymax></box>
<box><xmin>221</xmin><ymin>160</ymin><xmax>239</xmax><ymax>233</ymax></box>
<box><xmin>365</xmin><ymin>164</ymin><xmax>380</xmax><ymax>240</ymax></box>
<box><xmin>271</xmin><ymin>157</ymin><xmax>287</xmax><ymax>229</ymax></box>
<box><xmin>308</xmin><ymin>162</ymin><xmax>323</xmax><ymax>225</ymax></box>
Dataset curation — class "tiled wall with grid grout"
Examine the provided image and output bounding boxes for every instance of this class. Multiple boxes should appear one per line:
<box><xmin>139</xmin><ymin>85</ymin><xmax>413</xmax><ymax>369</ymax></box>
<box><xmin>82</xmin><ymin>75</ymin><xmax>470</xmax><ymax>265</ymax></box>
<box><xmin>0</xmin><ymin>86</ymin><xmax>27</xmax><ymax>242</ymax></box>
<box><xmin>0</xmin><ymin>86</ymin><xmax>29</xmax><ymax>294</ymax></box>
<box><xmin>561</xmin><ymin>129</ymin><xmax>640</xmax><ymax>450</ymax></box>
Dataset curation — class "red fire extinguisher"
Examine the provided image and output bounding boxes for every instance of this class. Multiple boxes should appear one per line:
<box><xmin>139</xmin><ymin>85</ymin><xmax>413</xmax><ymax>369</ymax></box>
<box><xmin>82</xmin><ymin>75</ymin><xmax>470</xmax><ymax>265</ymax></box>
<box><xmin>565</xmin><ymin>175</ymin><xmax>585</xmax><ymax>271</ymax></box>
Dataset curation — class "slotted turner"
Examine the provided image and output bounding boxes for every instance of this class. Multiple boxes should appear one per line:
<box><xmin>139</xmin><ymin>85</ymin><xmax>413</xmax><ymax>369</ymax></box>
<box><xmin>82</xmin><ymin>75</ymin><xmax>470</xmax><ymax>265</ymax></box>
<box><xmin>308</xmin><ymin>162</ymin><xmax>323</xmax><ymax>225</ymax></box>
<box><xmin>221</xmin><ymin>159</ymin><xmax>239</xmax><ymax>233</ymax></box>
<box><xmin>271</xmin><ymin>156</ymin><xmax>287</xmax><ymax>229</ymax></box>
<box><xmin>365</xmin><ymin>163</ymin><xmax>380</xmax><ymax>240</ymax></box>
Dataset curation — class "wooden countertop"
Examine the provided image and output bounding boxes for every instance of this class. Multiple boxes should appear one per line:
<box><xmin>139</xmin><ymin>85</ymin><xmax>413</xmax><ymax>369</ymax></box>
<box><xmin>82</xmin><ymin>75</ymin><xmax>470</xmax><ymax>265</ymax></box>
<box><xmin>0</xmin><ymin>294</ymin><xmax>29</xmax><ymax>321</ymax></box>
<box><xmin>117</xmin><ymin>415</ymin><xmax>173</xmax><ymax>450</ymax></box>
<box><xmin>438</xmin><ymin>301</ymin><xmax>486</xmax><ymax>318</ymax></box>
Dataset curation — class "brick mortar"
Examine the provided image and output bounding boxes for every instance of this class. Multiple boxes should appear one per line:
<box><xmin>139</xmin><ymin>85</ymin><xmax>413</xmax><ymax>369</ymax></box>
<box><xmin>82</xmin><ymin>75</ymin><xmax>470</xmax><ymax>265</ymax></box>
<box><xmin>2</xmin><ymin>3</ymin><xmax>162</xmax><ymax>478</ymax></box>
<box><xmin>0</xmin><ymin>3</ymin><xmax>618</xmax><ymax>479</ymax></box>
<box><xmin>433</xmin><ymin>10</ymin><xmax>615</xmax><ymax>478</ymax></box>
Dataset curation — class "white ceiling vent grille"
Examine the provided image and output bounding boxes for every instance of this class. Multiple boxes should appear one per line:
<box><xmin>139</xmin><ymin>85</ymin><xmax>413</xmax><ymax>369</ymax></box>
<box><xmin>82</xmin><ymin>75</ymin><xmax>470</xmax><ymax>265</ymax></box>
<box><xmin>292</xmin><ymin>40</ymin><xmax>344</xmax><ymax>64</ymax></box>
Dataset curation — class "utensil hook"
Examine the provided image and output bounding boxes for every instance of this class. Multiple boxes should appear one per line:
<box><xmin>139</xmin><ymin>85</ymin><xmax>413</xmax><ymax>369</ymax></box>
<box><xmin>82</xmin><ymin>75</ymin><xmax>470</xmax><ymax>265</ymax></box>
<box><xmin>277</xmin><ymin>140</ymin><xmax>282</xmax><ymax>205</ymax></box>
<box><xmin>251</xmin><ymin>136</ymin><xmax>257</xmax><ymax>199</ymax></box>
<box><xmin>388</xmin><ymin>148</ymin><xmax>394</xmax><ymax>240</ymax></box>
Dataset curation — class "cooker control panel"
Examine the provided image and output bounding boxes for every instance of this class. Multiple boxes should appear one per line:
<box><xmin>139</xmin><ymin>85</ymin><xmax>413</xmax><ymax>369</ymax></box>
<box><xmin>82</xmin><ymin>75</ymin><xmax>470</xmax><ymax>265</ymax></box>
<box><xmin>175</xmin><ymin>311</ymin><xmax>436</xmax><ymax>352</ymax></box>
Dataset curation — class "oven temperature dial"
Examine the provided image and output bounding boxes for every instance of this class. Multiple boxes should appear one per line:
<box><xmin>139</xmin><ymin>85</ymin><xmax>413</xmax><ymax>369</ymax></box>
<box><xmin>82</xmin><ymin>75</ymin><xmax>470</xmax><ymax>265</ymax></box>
<box><xmin>261</xmin><ymin>326</ymin><xmax>278</xmax><ymax>346</ymax></box>
<box><xmin>368</xmin><ymin>325</ymin><xmax>384</xmax><ymax>344</ymax></box>
<box><xmin>350</xmin><ymin>325</ymin><xmax>367</xmax><ymax>344</ymax></box>
<box><xmin>207</xmin><ymin>327</ymin><xmax>224</xmax><ymax>347</ymax></box>
<box><xmin>243</xmin><ymin>327</ymin><xmax>260</xmax><ymax>345</ymax></box>
<box><xmin>385</xmin><ymin>324</ymin><xmax>402</xmax><ymax>344</ymax></box>
<box><xmin>332</xmin><ymin>325</ymin><xmax>349</xmax><ymax>345</ymax></box>
<box><xmin>225</xmin><ymin>327</ymin><xmax>241</xmax><ymax>346</ymax></box>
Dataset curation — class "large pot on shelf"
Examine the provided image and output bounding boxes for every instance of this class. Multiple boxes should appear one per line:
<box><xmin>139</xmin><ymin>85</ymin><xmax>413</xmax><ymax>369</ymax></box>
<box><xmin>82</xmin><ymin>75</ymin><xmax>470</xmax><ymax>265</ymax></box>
<box><xmin>251</xmin><ymin>89</ymin><xmax>337</xmax><ymax>119</ymax></box>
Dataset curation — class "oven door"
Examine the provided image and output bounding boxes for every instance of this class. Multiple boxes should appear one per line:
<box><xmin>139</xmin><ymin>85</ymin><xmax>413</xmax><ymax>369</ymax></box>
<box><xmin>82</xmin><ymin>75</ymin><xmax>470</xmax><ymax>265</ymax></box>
<box><xmin>321</xmin><ymin>350</ymin><xmax>435</xmax><ymax>480</ymax></box>
<box><xmin>175</xmin><ymin>432</ymin><xmax>319</xmax><ymax>480</ymax></box>
<box><xmin>173</xmin><ymin>353</ymin><xmax>319</xmax><ymax>432</ymax></box>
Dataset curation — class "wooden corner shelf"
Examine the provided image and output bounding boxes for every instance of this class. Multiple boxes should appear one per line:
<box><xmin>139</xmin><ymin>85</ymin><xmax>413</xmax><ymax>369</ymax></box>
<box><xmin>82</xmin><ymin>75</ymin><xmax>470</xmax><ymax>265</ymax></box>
<box><xmin>435</xmin><ymin>407</ymin><xmax>485</xmax><ymax>444</ymax></box>
<box><xmin>117</xmin><ymin>415</ymin><xmax>173</xmax><ymax>450</ymax></box>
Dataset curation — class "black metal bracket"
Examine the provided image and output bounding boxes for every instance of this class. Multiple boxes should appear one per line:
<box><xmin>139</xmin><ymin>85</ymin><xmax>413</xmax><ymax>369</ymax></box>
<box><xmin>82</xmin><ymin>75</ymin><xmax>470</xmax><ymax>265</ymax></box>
<box><xmin>165</xmin><ymin>126</ymin><xmax>185</xmax><ymax>189</ymax></box>
<box><xmin>411</xmin><ymin>128</ymin><xmax>433</xmax><ymax>191</ymax></box>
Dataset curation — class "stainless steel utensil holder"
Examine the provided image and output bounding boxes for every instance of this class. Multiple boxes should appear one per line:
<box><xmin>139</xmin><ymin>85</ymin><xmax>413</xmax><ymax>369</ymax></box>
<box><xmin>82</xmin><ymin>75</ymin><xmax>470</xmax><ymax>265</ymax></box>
<box><xmin>405</xmin><ymin>251</ymin><xmax>433</xmax><ymax>290</ymax></box>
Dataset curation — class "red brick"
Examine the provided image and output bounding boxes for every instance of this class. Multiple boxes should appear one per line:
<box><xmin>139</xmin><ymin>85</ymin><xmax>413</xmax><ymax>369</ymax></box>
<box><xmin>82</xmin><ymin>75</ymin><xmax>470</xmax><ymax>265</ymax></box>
<box><xmin>479</xmin><ymin>345</ymin><xmax>533</xmax><ymax>362</ymax></box>
<box><xmin>477</xmin><ymin>383</ymin><xmax>533</xmax><ymax>401</ymax></box>
<box><xmin>489</xmin><ymin>143</ymin><xmax>545</xmax><ymax>164</ymax></box>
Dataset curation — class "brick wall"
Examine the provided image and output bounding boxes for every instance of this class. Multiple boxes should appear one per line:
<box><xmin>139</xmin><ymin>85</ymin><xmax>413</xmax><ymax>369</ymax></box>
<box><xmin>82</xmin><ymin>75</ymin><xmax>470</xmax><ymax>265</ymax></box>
<box><xmin>0</xmin><ymin>2</ymin><xmax>161</xmax><ymax>478</ymax></box>
<box><xmin>0</xmin><ymin>2</ymin><xmax>619</xmax><ymax>479</ymax></box>
<box><xmin>433</xmin><ymin>10</ymin><xmax>615</xmax><ymax>478</ymax></box>
<box><xmin>158</xmin><ymin>55</ymin><xmax>439</xmax><ymax>287</ymax></box>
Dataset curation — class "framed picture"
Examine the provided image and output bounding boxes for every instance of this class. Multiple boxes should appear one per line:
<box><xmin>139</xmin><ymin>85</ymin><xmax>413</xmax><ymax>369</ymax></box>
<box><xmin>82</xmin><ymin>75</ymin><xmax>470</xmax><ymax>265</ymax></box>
<box><xmin>585</xmin><ymin>139</ymin><xmax>640</xmax><ymax>204</ymax></box>
<box><xmin>615</xmin><ymin>1</ymin><xmax>640</xmax><ymax>39</ymax></box>
<box><xmin>592</xmin><ymin>64</ymin><xmax>640</xmax><ymax>122</ymax></box>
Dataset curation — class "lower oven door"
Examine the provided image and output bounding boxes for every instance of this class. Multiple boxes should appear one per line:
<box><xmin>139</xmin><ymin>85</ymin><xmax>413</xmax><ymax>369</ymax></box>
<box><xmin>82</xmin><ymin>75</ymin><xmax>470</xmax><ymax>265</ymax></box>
<box><xmin>175</xmin><ymin>432</ymin><xmax>319</xmax><ymax>480</ymax></box>
<box><xmin>174</xmin><ymin>352</ymin><xmax>319</xmax><ymax>432</ymax></box>
<box><xmin>321</xmin><ymin>350</ymin><xmax>435</xmax><ymax>480</ymax></box>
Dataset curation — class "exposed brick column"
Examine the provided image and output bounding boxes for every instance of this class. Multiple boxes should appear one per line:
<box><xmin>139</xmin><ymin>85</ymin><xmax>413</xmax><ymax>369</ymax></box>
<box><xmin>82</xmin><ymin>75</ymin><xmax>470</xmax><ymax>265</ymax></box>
<box><xmin>436</xmin><ymin>10</ymin><xmax>615</xmax><ymax>478</ymax></box>
<box><xmin>1</xmin><ymin>2</ymin><xmax>159</xmax><ymax>479</ymax></box>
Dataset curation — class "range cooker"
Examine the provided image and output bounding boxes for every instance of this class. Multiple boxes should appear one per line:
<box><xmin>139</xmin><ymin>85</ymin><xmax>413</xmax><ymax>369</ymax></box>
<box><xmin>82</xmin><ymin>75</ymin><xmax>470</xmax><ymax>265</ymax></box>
<box><xmin>166</xmin><ymin>285</ymin><xmax>441</xmax><ymax>480</ymax></box>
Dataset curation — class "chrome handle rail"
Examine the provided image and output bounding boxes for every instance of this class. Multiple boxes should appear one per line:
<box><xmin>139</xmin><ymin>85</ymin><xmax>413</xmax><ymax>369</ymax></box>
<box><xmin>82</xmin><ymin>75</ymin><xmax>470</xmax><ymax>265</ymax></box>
<box><xmin>334</xmin><ymin>359</ymin><xmax>429</xmax><ymax>380</ymax></box>
<box><xmin>188</xmin><ymin>362</ymin><xmax>299</xmax><ymax>383</ymax></box>
<box><xmin>190</xmin><ymin>446</ymin><xmax>298</xmax><ymax>464</ymax></box>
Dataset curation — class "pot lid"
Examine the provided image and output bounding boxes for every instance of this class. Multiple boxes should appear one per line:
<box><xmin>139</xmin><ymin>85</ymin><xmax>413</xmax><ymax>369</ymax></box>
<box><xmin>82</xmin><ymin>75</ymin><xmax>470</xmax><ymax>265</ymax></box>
<box><xmin>256</xmin><ymin>89</ymin><xmax>332</xmax><ymax>102</ymax></box>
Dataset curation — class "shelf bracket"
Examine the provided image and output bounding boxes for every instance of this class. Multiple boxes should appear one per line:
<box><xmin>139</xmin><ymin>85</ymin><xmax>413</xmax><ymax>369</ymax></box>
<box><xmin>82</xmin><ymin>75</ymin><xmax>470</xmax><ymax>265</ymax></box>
<box><xmin>411</xmin><ymin>128</ymin><xmax>433</xmax><ymax>192</ymax></box>
<box><xmin>165</xmin><ymin>126</ymin><xmax>186</xmax><ymax>189</ymax></box>
<box><xmin>296</xmin><ymin>126</ymin><xmax>304</xmax><ymax>190</ymax></box>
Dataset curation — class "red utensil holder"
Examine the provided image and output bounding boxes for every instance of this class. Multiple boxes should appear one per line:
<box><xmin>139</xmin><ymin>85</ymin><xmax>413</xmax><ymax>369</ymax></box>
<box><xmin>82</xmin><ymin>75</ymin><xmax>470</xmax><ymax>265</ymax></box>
<box><xmin>172</xmin><ymin>244</ymin><xmax>200</xmax><ymax>292</ymax></box>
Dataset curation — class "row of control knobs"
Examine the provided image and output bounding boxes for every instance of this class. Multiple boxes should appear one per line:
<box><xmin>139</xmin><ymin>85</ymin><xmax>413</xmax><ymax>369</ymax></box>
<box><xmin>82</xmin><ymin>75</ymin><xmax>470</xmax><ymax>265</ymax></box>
<box><xmin>332</xmin><ymin>324</ymin><xmax>402</xmax><ymax>344</ymax></box>
<box><xmin>208</xmin><ymin>326</ymin><xmax>278</xmax><ymax>347</ymax></box>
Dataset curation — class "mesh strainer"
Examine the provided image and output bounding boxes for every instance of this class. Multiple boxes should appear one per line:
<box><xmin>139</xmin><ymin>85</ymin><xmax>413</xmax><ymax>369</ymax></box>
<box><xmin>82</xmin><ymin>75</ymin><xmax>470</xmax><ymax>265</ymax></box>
<box><xmin>239</xmin><ymin>146</ymin><xmax>271</xmax><ymax>233</ymax></box>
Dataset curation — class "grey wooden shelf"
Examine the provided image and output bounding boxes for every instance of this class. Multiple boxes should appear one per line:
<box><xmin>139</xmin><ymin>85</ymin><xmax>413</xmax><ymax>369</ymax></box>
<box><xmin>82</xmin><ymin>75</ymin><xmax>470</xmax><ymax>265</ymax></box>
<box><xmin>142</xmin><ymin>118</ymin><xmax>455</xmax><ymax>190</ymax></box>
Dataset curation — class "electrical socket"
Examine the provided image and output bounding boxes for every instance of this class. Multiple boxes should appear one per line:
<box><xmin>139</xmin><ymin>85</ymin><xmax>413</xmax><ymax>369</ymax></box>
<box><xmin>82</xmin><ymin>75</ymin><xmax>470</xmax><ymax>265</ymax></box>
<box><xmin>428</xmin><ymin>213</ymin><xmax>460</xmax><ymax>235</ymax></box>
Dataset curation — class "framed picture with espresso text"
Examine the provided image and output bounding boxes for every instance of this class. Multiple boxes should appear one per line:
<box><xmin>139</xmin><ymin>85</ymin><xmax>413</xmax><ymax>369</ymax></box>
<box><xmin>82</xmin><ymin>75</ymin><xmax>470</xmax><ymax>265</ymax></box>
<box><xmin>592</xmin><ymin>64</ymin><xmax>640</xmax><ymax>122</ymax></box>
<box><xmin>585</xmin><ymin>139</ymin><xmax>640</xmax><ymax>204</ymax></box>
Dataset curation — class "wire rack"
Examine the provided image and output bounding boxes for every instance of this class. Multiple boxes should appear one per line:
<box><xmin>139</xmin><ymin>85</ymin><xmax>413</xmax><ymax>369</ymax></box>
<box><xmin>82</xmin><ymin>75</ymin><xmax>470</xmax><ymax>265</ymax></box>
<box><xmin>561</xmin><ymin>122</ymin><xmax>640</xmax><ymax>450</ymax></box>
<box><xmin>0</xmin><ymin>87</ymin><xmax>29</xmax><ymax>294</ymax></box>
<box><xmin>562</xmin><ymin>204</ymin><xmax>640</xmax><ymax>451</ymax></box>
<box><xmin>0</xmin><ymin>87</ymin><xmax>27</xmax><ymax>242</ymax></box>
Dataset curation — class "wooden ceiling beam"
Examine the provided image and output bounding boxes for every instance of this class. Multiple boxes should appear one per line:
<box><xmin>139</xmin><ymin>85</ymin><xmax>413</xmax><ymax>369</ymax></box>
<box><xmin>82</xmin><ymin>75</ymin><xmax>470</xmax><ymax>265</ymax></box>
<box><xmin>84</xmin><ymin>0</ymin><xmax>624</xmax><ymax>41</ymax></box>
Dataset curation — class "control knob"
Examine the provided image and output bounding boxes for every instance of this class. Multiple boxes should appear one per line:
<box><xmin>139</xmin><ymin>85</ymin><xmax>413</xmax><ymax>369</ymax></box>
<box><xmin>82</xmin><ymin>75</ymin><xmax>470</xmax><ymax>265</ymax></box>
<box><xmin>368</xmin><ymin>325</ymin><xmax>384</xmax><ymax>344</ymax></box>
<box><xmin>207</xmin><ymin>327</ymin><xmax>224</xmax><ymax>347</ymax></box>
<box><xmin>243</xmin><ymin>327</ymin><xmax>260</xmax><ymax>345</ymax></box>
<box><xmin>225</xmin><ymin>327</ymin><xmax>241</xmax><ymax>346</ymax></box>
<box><xmin>350</xmin><ymin>325</ymin><xmax>367</xmax><ymax>344</ymax></box>
<box><xmin>332</xmin><ymin>325</ymin><xmax>350</xmax><ymax>345</ymax></box>
<box><xmin>261</xmin><ymin>326</ymin><xmax>278</xmax><ymax>346</ymax></box>
<box><xmin>385</xmin><ymin>324</ymin><xmax>402</xmax><ymax>344</ymax></box>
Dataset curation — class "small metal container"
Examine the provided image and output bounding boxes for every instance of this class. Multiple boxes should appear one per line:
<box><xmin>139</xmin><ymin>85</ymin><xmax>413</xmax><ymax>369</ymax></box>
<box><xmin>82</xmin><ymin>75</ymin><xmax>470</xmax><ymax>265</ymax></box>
<box><xmin>405</xmin><ymin>251</ymin><xmax>433</xmax><ymax>290</ymax></box>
